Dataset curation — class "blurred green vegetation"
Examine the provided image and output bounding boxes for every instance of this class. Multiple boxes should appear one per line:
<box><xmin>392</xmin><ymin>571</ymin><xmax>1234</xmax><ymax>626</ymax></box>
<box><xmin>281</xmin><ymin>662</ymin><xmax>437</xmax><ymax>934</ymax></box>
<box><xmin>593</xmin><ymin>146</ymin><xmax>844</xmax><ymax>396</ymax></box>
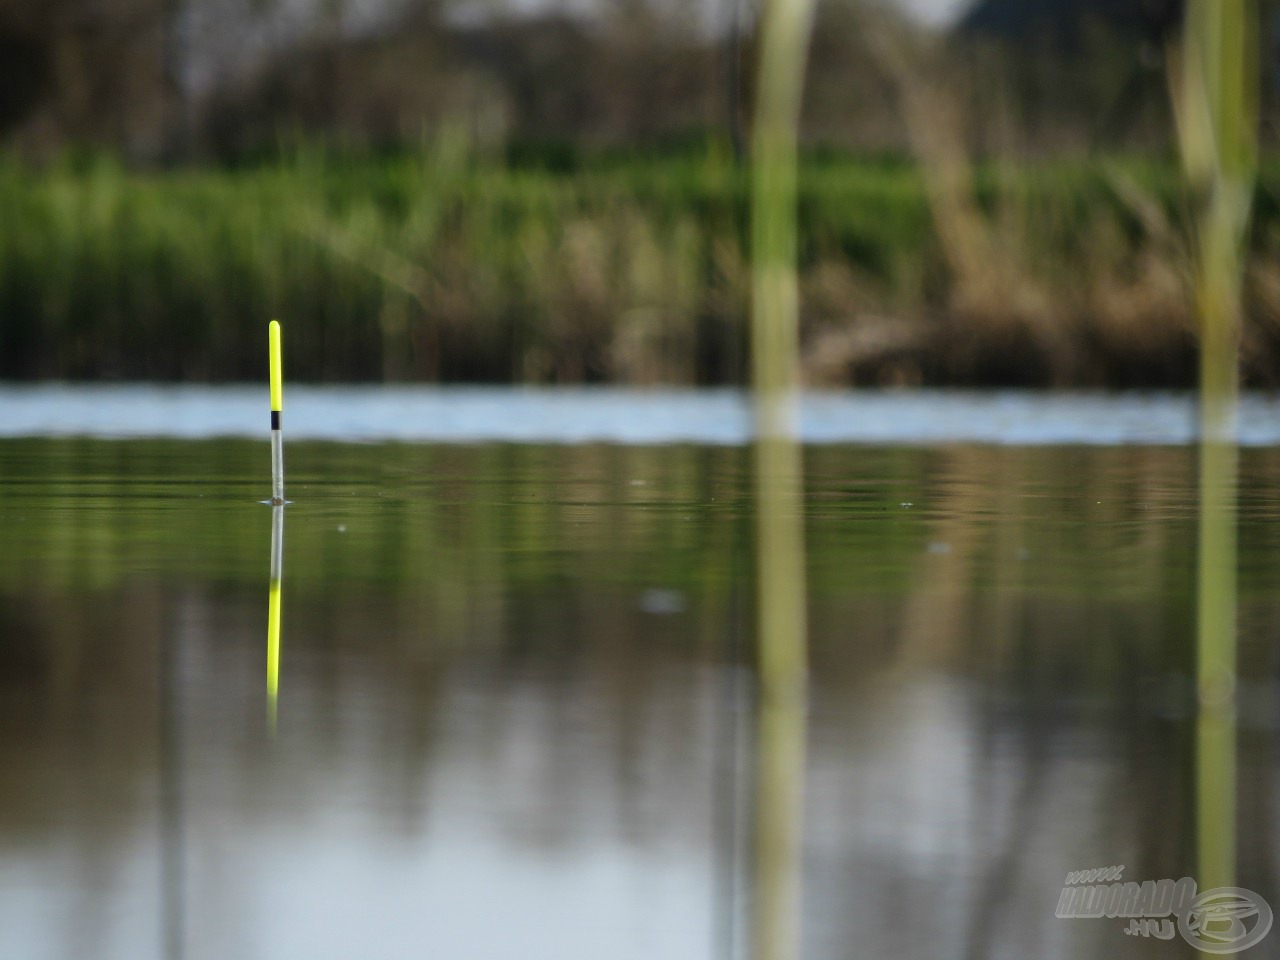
<box><xmin>4</xmin><ymin>148</ymin><xmax>1280</xmax><ymax>387</ymax></box>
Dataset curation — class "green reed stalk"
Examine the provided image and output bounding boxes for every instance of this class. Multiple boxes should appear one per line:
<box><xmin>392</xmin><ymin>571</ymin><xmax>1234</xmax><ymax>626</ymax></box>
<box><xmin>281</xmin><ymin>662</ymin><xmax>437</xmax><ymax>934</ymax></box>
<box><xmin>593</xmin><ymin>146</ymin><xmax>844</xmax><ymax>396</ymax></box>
<box><xmin>751</xmin><ymin>1</ymin><xmax>815</xmax><ymax>959</ymax></box>
<box><xmin>1176</xmin><ymin>0</ymin><xmax>1257</xmax><ymax>894</ymax></box>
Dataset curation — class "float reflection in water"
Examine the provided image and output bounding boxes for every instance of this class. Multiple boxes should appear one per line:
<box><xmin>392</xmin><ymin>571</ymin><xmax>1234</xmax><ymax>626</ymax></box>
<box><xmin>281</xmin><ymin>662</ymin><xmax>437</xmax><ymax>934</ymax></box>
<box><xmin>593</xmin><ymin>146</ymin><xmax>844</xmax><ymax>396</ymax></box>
<box><xmin>267</xmin><ymin>504</ymin><xmax>284</xmax><ymax>732</ymax></box>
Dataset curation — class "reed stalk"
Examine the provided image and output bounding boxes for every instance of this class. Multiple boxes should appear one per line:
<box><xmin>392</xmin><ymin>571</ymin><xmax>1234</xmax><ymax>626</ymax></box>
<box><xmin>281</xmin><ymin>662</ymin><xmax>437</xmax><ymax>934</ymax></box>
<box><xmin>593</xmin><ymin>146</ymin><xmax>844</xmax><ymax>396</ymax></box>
<box><xmin>1175</xmin><ymin>0</ymin><xmax>1257</xmax><ymax>895</ymax></box>
<box><xmin>751</xmin><ymin>1</ymin><xmax>815</xmax><ymax>958</ymax></box>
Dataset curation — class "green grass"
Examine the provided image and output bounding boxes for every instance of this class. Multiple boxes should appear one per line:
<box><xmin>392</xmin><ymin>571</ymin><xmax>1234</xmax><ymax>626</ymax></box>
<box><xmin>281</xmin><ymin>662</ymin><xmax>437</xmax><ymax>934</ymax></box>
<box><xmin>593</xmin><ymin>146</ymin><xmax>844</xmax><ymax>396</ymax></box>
<box><xmin>2</xmin><ymin>149</ymin><xmax>1279</xmax><ymax>386</ymax></box>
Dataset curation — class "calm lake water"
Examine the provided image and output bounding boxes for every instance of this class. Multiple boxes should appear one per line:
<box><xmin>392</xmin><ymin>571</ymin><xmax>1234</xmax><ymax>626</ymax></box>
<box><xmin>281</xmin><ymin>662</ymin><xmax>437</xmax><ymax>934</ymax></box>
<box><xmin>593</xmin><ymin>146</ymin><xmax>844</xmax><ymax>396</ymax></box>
<box><xmin>1</xmin><ymin>389</ymin><xmax>1279</xmax><ymax>960</ymax></box>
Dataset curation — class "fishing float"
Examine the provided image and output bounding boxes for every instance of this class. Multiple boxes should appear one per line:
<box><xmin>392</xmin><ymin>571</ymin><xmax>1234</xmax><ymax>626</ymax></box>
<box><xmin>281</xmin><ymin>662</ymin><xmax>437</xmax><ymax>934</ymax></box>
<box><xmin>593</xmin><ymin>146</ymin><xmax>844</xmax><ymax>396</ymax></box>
<box><xmin>269</xmin><ymin>319</ymin><xmax>285</xmax><ymax>504</ymax></box>
<box><xmin>266</xmin><ymin>320</ymin><xmax>285</xmax><ymax>730</ymax></box>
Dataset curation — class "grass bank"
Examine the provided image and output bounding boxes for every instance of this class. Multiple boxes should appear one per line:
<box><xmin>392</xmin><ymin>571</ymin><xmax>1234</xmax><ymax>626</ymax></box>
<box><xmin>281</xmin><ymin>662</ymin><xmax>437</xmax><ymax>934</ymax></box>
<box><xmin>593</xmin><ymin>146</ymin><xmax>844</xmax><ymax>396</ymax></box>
<box><xmin>2</xmin><ymin>150</ymin><xmax>1280</xmax><ymax>387</ymax></box>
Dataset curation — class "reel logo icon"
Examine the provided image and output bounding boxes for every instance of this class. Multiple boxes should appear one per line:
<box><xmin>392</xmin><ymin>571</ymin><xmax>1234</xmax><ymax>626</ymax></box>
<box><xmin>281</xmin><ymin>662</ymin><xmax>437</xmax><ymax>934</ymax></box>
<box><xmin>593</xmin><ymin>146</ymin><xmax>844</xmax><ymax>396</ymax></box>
<box><xmin>1179</xmin><ymin>887</ymin><xmax>1274</xmax><ymax>954</ymax></box>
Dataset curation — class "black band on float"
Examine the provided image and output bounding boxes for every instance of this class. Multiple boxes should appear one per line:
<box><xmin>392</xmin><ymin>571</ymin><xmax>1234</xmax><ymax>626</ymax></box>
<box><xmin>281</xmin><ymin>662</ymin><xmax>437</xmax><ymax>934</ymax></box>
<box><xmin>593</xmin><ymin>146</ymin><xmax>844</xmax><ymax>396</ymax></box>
<box><xmin>271</xmin><ymin>411</ymin><xmax>281</xmax><ymax>430</ymax></box>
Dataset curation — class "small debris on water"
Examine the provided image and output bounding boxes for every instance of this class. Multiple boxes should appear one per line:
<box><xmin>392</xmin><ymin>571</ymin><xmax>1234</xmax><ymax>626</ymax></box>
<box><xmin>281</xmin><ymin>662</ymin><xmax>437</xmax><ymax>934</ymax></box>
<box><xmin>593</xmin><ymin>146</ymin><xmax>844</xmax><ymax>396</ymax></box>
<box><xmin>639</xmin><ymin>589</ymin><xmax>685</xmax><ymax>615</ymax></box>
<box><xmin>927</xmin><ymin>541</ymin><xmax>951</xmax><ymax>554</ymax></box>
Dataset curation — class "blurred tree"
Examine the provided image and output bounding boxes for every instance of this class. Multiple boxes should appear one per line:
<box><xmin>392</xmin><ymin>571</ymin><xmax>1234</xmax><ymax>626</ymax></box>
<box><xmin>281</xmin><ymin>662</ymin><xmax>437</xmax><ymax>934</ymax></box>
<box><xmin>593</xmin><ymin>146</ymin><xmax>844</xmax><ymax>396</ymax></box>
<box><xmin>202</xmin><ymin>0</ymin><xmax>720</xmax><ymax>157</ymax></box>
<box><xmin>162</xmin><ymin>0</ymin><xmax>191</xmax><ymax>160</ymax></box>
<box><xmin>961</xmin><ymin>0</ymin><xmax>1184</xmax><ymax>46</ymax></box>
<box><xmin>0</xmin><ymin>0</ymin><xmax>170</xmax><ymax>159</ymax></box>
<box><xmin>0</xmin><ymin>4</ymin><xmax>53</xmax><ymax>136</ymax></box>
<box><xmin>954</xmin><ymin>0</ymin><xmax>1187</xmax><ymax>153</ymax></box>
<box><xmin>804</xmin><ymin>2</ymin><xmax>905</xmax><ymax>151</ymax></box>
<box><xmin>0</xmin><ymin>0</ymin><xmax>1270</xmax><ymax>161</ymax></box>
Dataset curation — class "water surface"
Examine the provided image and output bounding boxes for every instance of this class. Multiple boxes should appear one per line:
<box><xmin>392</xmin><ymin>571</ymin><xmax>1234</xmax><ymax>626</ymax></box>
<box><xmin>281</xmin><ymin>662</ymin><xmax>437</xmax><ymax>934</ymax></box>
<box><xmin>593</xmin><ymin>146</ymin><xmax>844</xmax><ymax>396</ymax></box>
<box><xmin>4</xmin><ymin>385</ymin><xmax>1280</xmax><ymax>445</ymax></box>
<box><xmin>1</xmin><ymin>431</ymin><xmax>1278</xmax><ymax>959</ymax></box>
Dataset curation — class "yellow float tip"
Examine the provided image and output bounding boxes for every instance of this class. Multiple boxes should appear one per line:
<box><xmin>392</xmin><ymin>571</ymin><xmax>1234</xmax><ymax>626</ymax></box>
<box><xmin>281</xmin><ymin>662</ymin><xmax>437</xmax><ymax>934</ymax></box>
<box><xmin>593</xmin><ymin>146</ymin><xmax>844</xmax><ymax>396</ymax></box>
<box><xmin>269</xmin><ymin>320</ymin><xmax>283</xmax><ymax>413</ymax></box>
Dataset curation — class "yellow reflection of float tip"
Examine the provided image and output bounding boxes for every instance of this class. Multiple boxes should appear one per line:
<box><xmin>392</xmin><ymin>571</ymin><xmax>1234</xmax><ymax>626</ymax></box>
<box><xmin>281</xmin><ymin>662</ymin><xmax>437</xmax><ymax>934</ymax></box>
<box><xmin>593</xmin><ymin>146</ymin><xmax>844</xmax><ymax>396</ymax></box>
<box><xmin>267</xmin><ymin>503</ymin><xmax>284</xmax><ymax>734</ymax></box>
<box><xmin>269</xmin><ymin>320</ymin><xmax>283</xmax><ymax>413</ymax></box>
<box><xmin>267</xmin><ymin>578</ymin><xmax>281</xmax><ymax>732</ymax></box>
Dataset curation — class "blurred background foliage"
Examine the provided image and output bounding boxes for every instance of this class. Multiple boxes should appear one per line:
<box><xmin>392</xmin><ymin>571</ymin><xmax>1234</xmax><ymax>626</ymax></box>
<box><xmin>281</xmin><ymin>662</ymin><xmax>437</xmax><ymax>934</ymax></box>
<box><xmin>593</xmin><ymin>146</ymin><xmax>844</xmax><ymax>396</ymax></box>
<box><xmin>0</xmin><ymin>0</ymin><xmax>1226</xmax><ymax>160</ymax></box>
<box><xmin>2</xmin><ymin>0</ymin><xmax>1280</xmax><ymax>386</ymax></box>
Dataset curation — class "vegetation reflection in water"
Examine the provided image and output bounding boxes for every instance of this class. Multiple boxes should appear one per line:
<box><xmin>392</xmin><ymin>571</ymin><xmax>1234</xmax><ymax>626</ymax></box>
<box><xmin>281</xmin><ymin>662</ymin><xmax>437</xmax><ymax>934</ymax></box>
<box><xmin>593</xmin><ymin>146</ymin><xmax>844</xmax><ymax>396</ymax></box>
<box><xmin>2</xmin><ymin>439</ymin><xmax>1280</xmax><ymax>958</ymax></box>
